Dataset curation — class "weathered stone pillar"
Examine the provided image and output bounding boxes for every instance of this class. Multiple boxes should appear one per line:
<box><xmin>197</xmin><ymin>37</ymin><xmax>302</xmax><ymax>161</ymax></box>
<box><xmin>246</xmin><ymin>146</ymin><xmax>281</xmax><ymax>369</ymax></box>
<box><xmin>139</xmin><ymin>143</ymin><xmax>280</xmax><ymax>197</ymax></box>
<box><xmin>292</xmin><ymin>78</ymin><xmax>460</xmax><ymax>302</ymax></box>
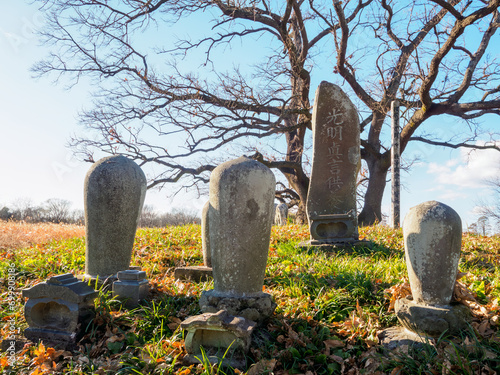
<box><xmin>303</xmin><ymin>81</ymin><xmax>364</xmax><ymax>247</ymax></box>
<box><xmin>83</xmin><ymin>155</ymin><xmax>146</xmax><ymax>283</ymax></box>
<box><xmin>395</xmin><ymin>201</ymin><xmax>470</xmax><ymax>336</ymax></box>
<box><xmin>198</xmin><ymin>156</ymin><xmax>276</xmax><ymax>324</ymax></box>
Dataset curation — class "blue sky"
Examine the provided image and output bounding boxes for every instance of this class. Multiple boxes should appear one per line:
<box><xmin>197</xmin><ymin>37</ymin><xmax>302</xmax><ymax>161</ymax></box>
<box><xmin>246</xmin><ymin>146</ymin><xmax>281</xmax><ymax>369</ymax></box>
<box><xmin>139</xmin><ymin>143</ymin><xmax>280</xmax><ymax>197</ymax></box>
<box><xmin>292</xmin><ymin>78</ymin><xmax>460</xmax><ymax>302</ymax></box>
<box><xmin>1</xmin><ymin>2</ymin><xmax>498</xmax><ymax>230</ymax></box>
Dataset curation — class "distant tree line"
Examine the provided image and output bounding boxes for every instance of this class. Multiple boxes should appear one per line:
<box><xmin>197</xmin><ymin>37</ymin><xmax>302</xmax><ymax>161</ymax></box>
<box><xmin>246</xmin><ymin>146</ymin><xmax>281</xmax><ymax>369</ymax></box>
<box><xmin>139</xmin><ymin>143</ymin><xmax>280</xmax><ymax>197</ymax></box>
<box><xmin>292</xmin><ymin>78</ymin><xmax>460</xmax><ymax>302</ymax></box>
<box><xmin>0</xmin><ymin>199</ymin><xmax>200</xmax><ymax>227</ymax></box>
<box><xmin>138</xmin><ymin>205</ymin><xmax>200</xmax><ymax>228</ymax></box>
<box><xmin>0</xmin><ymin>198</ymin><xmax>83</xmax><ymax>224</ymax></box>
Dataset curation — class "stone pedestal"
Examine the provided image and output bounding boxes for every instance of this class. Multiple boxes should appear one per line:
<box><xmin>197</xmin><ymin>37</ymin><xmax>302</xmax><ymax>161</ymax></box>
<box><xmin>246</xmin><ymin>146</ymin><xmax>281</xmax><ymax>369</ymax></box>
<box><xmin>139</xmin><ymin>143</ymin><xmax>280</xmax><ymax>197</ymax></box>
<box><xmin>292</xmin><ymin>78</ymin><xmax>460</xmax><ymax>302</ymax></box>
<box><xmin>304</xmin><ymin>82</ymin><xmax>361</xmax><ymax>247</ymax></box>
<box><xmin>395</xmin><ymin>201</ymin><xmax>470</xmax><ymax>337</ymax></box>
<box><xmin>199</xmin><ymin>290</ymin><xmax>276</xmax><ymax>326</ymax></box>
<box><xmin>378</xmin><ymin>326</ymin><xmax>432</xmax><ymax>351</ymax></box>
<box><xmin>199</xmin><ymin>156</ymin><xmax>276</xmax><ymax>324</ymax></box>
<box><xmin>112</xmin><ymin>269</ymin><xmax>149</xmax><ymax>308</ymax></box>
<box><xmin>83</xmin><ymin>155</ymin><xmax>146</xmax><ymax>283</ymax></box>
<box><xmin>395</xmin><ymin>296</ymin><xmax>471</xmax><ymax>337</ymax></box>
<box><xmin>22</xmin><ymin>274</ymin><xmax>97</xmax><ymax>349</ymax></box>
<box><xmin>181</xmin><ymin>310</ymin><xmax>255</xmax><ymax>369</ymax></box>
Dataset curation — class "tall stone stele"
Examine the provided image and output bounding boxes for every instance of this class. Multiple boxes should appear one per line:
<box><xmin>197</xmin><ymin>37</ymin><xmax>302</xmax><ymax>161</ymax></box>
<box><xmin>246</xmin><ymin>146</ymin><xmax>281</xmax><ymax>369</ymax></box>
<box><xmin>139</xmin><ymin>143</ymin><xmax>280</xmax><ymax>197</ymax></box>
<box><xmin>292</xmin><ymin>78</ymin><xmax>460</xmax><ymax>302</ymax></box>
<box><xmin>198</xmin><ymin>156</ymin><xmax>277</xmax><ymax>324</ymax></box>
<box><xmin>305</xmin><ymin>81</ymin><xmax>361</xmax><ymax>246</ymax></box>
<box><xmin>395</xmin><ymin>201</ymin><xmax>471</xmax><ymax>337</ymax></box>
<box><xmin>83</xmin><ymin>155</ymin><xmax>147</xmax><ymax>284</ymax></box>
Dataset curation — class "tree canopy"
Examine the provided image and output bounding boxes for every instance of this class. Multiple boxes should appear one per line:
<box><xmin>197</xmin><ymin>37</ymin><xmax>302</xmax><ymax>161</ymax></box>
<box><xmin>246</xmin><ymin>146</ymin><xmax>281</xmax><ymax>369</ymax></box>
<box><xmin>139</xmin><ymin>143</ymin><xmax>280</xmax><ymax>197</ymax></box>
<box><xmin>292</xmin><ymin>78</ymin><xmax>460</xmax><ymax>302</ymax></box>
<box><xmin>34</xmin><ymin>0</ymin><xmax>500</xmax><ymax>224</ymax></box>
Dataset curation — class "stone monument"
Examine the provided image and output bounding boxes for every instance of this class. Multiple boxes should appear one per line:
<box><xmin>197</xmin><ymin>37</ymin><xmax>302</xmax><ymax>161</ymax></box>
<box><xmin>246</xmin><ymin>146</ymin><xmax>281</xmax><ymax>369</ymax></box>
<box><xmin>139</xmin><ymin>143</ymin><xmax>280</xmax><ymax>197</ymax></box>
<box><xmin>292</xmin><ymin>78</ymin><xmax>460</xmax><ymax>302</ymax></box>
<box><xmin>22</xmin><ymin>274</ymin><xmax>97</xmax><ymax>349</ymax></box>
<box><xmin>174</xmin><ymin>201</ymin><xmax>213</xmax><ymax>282</ymax></box>
<box><xmin>198</xmin><ymin>156</ymin><xmax>277</xmax><ymax>325</ymax></box>
<box><xmin>395</xmin><ymin>201</ymin><xmax>470</xmax><ymax>337</ymax></box>
<box><xmin>82</xmin><ymin>155</ymin><xmax>147</xmax><ymax>286</ymax></box>
<box><xmin>182</xmin><ymin>156</ymin><xmax>276</xmax><ymax>365</ymax></box>
<box><xmin>274</xmin><ymin>203</ymin><xmax>288</xmax><ymax>226</ymax></box>
<box><xmin>304</xmin><ymin>81</ymin><xmax>362</xmax><ymax>247</ymax></box>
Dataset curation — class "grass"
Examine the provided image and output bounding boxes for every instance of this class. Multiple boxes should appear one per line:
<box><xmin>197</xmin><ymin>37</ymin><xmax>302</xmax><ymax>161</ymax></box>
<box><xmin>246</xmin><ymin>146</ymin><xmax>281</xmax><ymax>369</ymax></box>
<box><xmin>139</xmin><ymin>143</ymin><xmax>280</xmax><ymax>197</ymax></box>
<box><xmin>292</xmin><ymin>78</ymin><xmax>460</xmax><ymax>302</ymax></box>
<box><xmin>0</xmin><ymin>221</ymin><xmax>499</xmax><ymax>374</ymax></box>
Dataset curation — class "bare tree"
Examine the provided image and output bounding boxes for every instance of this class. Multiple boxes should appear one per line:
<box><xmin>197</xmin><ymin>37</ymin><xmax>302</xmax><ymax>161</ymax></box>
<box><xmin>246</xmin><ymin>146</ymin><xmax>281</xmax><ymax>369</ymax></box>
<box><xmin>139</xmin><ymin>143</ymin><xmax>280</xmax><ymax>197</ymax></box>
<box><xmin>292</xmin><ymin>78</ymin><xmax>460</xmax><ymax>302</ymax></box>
<box><xmin>33</xmin><ymin>0</ymin><xmax>500</xmax><ymax>225</ymax></box>
<box><xmin>476</xmin><ymin>175</ymin><xmax>500</xmax><ymax>232</ymax></box>
<box><xmin>477</xmin><ymin>215</ymin><xmax>491</xmax><ymax>235</ymax></box>
<box><xmin>139</xmin><ymin>204</ymin><xmax>160</xmax><ymax>228</ymax></box>
<box><xmin>43</xmin><ymin>198</ymin><xmax>73</xmax><ymax>223</ymax></box>
<box><xmin>11</xmin><ymin>198</ymin><xmax>43</xmax><ymax>222</ymax></box>
<box><xmin>139</xmin><ymin>205</ymin><xmax>200</xmax><ymax>227</ymax></box>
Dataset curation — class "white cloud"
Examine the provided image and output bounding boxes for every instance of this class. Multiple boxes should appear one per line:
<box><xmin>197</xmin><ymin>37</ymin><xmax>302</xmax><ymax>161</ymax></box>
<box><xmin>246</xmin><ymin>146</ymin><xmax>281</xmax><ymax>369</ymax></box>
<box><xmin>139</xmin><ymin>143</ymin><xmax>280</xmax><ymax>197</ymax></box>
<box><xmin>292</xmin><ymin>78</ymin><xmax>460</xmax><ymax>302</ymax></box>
<box><xmin>446</xmin><ymin>158</ymin><xmax>460</xmax><ymax>167</ymax></box>
<box><xmin>427</xmin><ymin>144</ymin><xmax>500</xmax><ymax>189</ymax></box>
<box><xmin>435</xmin><ymin>189</ymin><xmax>468</xmax><ymax>201</ymax></box>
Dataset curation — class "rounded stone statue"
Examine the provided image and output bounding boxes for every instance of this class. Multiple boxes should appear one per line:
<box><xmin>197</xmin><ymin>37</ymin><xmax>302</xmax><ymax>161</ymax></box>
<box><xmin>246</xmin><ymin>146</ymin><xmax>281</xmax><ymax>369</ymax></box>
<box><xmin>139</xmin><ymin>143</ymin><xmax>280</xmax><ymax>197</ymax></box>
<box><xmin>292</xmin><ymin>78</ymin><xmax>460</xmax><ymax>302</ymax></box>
<box><xmin>403</xmin><ymin>200</ymin><xmax>462</xmax><ymax>306</ymax></box>
<box><xmin>199</xmin><ymin>156</ymin><xmax>276</xmax><ymax>324</ymax></box>
<box><xmin>84</xmin><ymin>155</ymin><xmax>146</xmax><ymax>279</ymax></box>
<box><xmin>209</xmin><ymin>156</ymin><xmax>275</xmax><ymax>295</ymax></box>
<box><xmin>396</xmin><ymin>200</ymin><xmax>470</xmax><ymax>336</ymax></box>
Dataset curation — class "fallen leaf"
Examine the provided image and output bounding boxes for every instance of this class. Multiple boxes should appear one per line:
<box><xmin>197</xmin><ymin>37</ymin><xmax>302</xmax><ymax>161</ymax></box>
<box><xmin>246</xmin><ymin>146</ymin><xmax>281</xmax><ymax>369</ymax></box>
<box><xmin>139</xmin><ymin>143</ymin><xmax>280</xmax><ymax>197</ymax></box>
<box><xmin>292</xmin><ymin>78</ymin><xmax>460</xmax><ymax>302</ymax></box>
<box><xmin>107</xmin><ymin>334</ymin><xmax>125</xmax><ymax>343</ymax></box>
<box><xmin>385</xmin><ymin>282</ymin><xmax>411</xmax><ymax>311</ymax></box>
<box><xmin>324</xmin><ymin>339</ymin><xmax>344</xmax><ymax>349</ymax></box>
<box><xmin>390</xmin><ymin>366</ymin><xmax>403</xmax><ymax>375</ymax></box>
<box><xmin>329</xmin><ymin>354</ymin><xmax>344</xmax><ymax>364</ymax></box>
<box><xmin>247</xmin><ymin>358</ymin><xmax>277</xmax><ymax>375</ymax></box>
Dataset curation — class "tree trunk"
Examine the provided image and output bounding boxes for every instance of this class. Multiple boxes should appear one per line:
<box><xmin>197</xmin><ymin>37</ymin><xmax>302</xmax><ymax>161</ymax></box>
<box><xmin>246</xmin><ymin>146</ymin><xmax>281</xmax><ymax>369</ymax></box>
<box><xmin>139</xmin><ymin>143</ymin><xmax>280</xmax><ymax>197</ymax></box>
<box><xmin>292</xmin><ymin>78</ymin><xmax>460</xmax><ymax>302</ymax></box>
<box><xmin>288</xmin><ymin>175</ymin><xmax>308</xmax><ymax>224</ymax></box>
<box><xmin>358</xmin><ymin>155</ymin><xmax>388</xmax><ymax>226</ymax></box>
<box><xmin>283</xmin><ymin>127</ymin><xmax>309</xmax><ymax>224</ymax></box>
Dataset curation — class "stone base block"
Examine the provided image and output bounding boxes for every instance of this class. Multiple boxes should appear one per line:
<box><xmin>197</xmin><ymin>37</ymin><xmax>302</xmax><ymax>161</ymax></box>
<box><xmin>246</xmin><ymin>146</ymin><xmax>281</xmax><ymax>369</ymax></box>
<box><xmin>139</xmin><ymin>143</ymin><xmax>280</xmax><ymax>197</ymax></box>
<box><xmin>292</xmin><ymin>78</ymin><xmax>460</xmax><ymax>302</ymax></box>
<box><xmin>199</xmin><ymin>290</ymin><xmax>276</xmax><ymax>325</ymax></box>
<box><xmin>181</xmin><ymin>310</ymin><xmax>255</xmax><ymax>370</ymax></box>
<box><xmin>174</xmin><ymin>266</ymin><xmax>213</xmax><ymax>282</ymax></box>
<box><xmin>24</xmin><ymin>328</ymin><xmax>78</xmax><ymax>350</ymax></box>
<box><xmin>395</xmin><ymin>297</ymin><xmax>471</xmax><ymax>337</ymax></box>
<box><xmin>378</xmin><ymin>326</ymin><xmax>434</xmax><ymax>352</ymax></box>
<box><xmin>112</xmin><ymin>269</ymin><xmax>149</xmax><ymax>308</ymax></box>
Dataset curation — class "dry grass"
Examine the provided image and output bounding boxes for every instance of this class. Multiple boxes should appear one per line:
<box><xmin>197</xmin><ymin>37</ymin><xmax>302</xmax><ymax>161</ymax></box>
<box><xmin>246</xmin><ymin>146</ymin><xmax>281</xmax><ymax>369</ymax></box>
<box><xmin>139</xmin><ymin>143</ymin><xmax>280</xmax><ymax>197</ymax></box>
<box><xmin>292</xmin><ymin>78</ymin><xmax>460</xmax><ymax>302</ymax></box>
<box><xmin>0</xmin><ymin>220</ymin><xmax>85</xmax><ymax>250</ymax></box>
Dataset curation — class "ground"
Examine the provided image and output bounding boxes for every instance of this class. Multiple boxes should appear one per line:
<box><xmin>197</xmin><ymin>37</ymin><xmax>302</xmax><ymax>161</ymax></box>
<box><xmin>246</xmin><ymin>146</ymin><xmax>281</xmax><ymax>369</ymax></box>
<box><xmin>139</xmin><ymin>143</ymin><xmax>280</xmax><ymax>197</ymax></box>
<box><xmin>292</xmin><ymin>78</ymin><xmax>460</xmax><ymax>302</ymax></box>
<box><xmin>0</xmin><ymin>221</ymin><xmax>499</xmax><ymax>374</ymax></box>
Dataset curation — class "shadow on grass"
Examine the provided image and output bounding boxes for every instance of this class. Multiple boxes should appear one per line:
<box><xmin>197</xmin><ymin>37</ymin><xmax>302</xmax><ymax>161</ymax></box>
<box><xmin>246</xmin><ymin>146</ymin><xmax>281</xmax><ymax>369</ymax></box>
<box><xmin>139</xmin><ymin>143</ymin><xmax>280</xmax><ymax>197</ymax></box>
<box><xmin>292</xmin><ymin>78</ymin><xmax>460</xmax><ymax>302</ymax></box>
<box><xmin>294</xmin><ymin>241</ymin><xmax>403</xmax><ymax>259</ymax></box>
